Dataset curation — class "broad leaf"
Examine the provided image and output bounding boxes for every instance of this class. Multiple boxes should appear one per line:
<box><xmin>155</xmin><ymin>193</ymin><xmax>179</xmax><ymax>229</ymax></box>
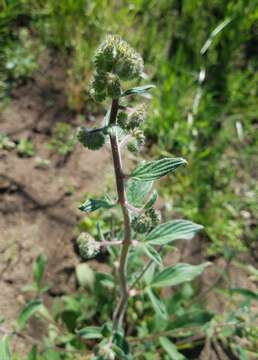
<box><xmin>146</xmin><ymin>219</ymin><xmax>203</xmax><ymax>245</ymax></box>
<box><xmin>150</xmin><ymin>263</ymin><xmax>210</xmax><ymax>288</ymax></box>
<box><xmin>131</xmin><ymin>158</ymin><xmax>187</xmax><ymax>181</ymax></box>
<box><xmin>76</xmin><ymin>326</ymin><xmax>103</xmax><ymax>339</ymax></box>
<box><xmin>79</xmin><ymin>196</ymin><xmax>114</xmax><ymax>213</ymax></box>
<box><xmin>126</xmin><ymin>179</ymin><xmax>153</xmax><ymax>208</ymax></box>
<box><xmin>0</xmin><ymin>336</ymin><xmax>11</xmax><ymax>360</ymax></box>
<box><xmin>142</xmin><ymin>244</ymin><xmax>162</xmax><ymax>266</ymax></box>
<box><xmin>122</xmin><ymin>84</ymin><xmax>155</xmax><ymax>98</ymax></box>
<box><xmin>159</xmin><ymin>337</ymin><xmax>185</xmax><ymax>360</ymax></box>
<box><xmin>147</xmin><ymin>288</ymin><xmax>167</xmax><ymax>320</ymax></box>
<box><xmin>17</xmin><ymin>299</ymin><xmax>43</xmax><ymax>329</ymax></box>
<box><xmin>33</xmin><ymin>254</ymin><xmax>46</xmax><ymax>289</ymax></box>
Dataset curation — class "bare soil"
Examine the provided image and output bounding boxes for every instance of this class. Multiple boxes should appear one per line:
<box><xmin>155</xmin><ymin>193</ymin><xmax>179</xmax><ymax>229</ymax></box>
<box><xmin>0</xmin><ymin>56</ymin><xmax>112</xmax><ymax>353</ymax></box>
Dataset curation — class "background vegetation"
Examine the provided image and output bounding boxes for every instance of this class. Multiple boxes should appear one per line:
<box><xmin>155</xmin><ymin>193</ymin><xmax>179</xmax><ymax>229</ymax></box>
<box><xmin>0</xmin><ymin>0</ymin><xmax>257</xmax><ymax>359</ymax></box>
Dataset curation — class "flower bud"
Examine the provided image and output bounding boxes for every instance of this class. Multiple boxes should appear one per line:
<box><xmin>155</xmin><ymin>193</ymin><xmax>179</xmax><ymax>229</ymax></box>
<box><xmin>106</xmin><ymin>72</ymin><xmax>121</xmax><ymax>98</ymax></box>
<box><xmin>131</xmin><ymin>208</ymin><xmax>161</xmax><ymax>234</ymax></box>
<box><xmin>77</xmin><ymin>126</ymin><xmax>105</xmax><ymax>150</ymax></box>
<box><xmin>146</xmin><ymin>208</ymin><xmax>161</xmax><ymax>227</ymax></box>
<box><xmin>131</xmin><ymin>213</ymin><xmax>153</xmax><ymax>234</ymax></box>
<box><xmin>93</xmin><ymin>35</ymin><xmax>144</xmax><ymax>81</ymax></box>
<box><xmin>127</xmin><ymin>104</ymin><xmax>147</xmax><ymax>130</ymax></box>
<box><xmin>127</xmin><ymin>138</ymin><xmax>139</xmax><ymax>154</ymax></box>
<box><xmin>77</xmin><ymin>232</ymin><xmax>100</xmax><ymax>259</ymax></box>
<box><xmin>133</xmin><ymin>129</ymin><xmax>145</xmax><ymax>146</ymax></box>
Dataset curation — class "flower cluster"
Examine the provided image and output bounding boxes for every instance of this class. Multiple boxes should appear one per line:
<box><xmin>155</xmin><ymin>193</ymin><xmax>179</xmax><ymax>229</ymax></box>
<box><xmin>76</xmin><ymin>232</ymin><xmax>100</xmax><ymax>259</ymax></box>
<box><xmin>127</xmin><ymin>129</ymin><xmax>145</xmax><ymax>153</ymax></box>
<box><xmin>90</xmin><ymin>35</ymin><xmax>144</xmax><ymax>102</ymax></box>
<box><xmin>117</xmin><ymin>104</ymin><xmax>147</xmax><ymax>131</ymax></box>
<box><xmin>131</xmin><ymin>208</ymin><xmax>161</xmax><ymax>234</ymax></box>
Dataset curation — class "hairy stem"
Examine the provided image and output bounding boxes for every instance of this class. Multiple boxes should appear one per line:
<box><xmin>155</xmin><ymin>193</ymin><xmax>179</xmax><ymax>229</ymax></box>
<box><xmin>109</xmin><ymin>99</ymin><xmax>132</xmax><ymax>332</ymax></box>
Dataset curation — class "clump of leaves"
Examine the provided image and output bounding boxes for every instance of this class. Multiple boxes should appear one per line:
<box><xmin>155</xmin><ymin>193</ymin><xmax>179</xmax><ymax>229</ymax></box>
<box><xmin>16</xmin><ymin>138</ymin><xmax>35</xmax><ymax>157</ymax></box>
<box><xmin>0</xmin><ymin>133</ymin><xmax>16</xmax><ymax>150</ymax></box>
<box><xmin>4</xmin><ymin>28</ymin><xmax>43</xmax><ymax>81</ymax></box>
<box><xmin>48</xmin><ymin>122</ymin><xmax>77</xmax><ymax>156</ymax></box>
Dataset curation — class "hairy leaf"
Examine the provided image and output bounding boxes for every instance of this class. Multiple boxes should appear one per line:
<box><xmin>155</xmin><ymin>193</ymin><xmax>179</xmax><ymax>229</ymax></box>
<box><xmin>159</xmin><ymin>337</ymin><xmax>185</xmax><ymax>360</ymax></box>
<box><xmin>76</xmin><ymin>326</ymin><xmax>103</xmax><ymax>339</ymax></box>
<box><xmin>79</xmin><ymin>196</ymin><xmax>114</xmax><ymax>213</ymax></box>
<box><xmin>142</xmin><ymin>244</ymin><xmax>162</xmax><ymax>266</ymax></box>
<box><xmin>126</xmin><ymin>179</ymin><xmax>153</xmax><ymax>208</ymax></box>
<box><xmin>146</xmin><ymin>219</ymin><xmax>203</xmax><ymax>245</ymax></box>
<box><xmin>17</xmin><ymin>300</ymin><xmax>43</xmax><ymax>329</ymax></box>
<box><xmin>147</xmin><ymin>288</ymin><xmax>167</xmax><ymax>320</ymax></box>
<box><xmin>150</xmin><ymin>263</ymin><xmax>210</xmax><ymax>288</ymax></box>
<box><xmin>144</xmin><ymin>190</ymin><xmax>158</xmax><ymax>209</ymax></box>
<box><xmin>122</xmin><ymin>84</ymin><xmax>155</xmax><ymax>98</ymax></box>
<box><xmin>131</xmin><ymin>158</ymin><xmax>187</xmax><ymax>181</ymax></box>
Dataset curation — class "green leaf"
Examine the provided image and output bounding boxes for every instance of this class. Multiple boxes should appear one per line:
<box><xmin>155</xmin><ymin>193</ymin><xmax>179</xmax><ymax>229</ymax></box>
<box><xmin>77</xmin><ymin>326</ymin><xmax>103</xmax><ymax>339</ymax></box>
<box><xmin>147</xmin><ymin>288</ymin><xmax>167</xmax><ymax>320</ymax></box>
<box><xmin>159</xmin><ymin>337</ymin><xmax>185</xmax><ymax>360</ymax></box>
<box><xmin>79</xmin><ymin>196</ymin><xmax>114</xmax><ymax>213</ymax></box>
<box><xmin>0</xmin><ymin>336</ymin><xmax>11</xmax><ymax>360</ymax></box>
<box><xmin>122</xmin><ymin>84</ymin><xmax>155</xmax><ymax>98</ymax></box>
<box><xmin>131</xmin><ymin>158</ymin><xmax>187</xmax><ymax>181</ymax></box>
<box><xmin>150</xmin><ymin>263</ymin><xmax>210</xmax><ymax>288</ymax></box>
<box><xmin>33</xmin><ymin>254</ymin><xmax>46</xmax><ymax>289</ymax></box>
<box><xmin>166</xmin><ymin>310</ymin><xmax>213</xmax><ymax>331</ymax></box>
<box><xmin>42</xmin><ymin>350</ymin><xmax>60</xmax><ymax>360</ymax></box>
<box><xmin>17</xmin><ymin>299</ymin><xmax>43</xmax><ymax>329</ymax></box>
<box><xmin>144</xmin><ymin>190</ymin><xmax>158</xmax><ymax>209</ymax></box>
<box><xmin>75</xmin><ymin>263</ymin><xmax>95</xmax><ymax>289</ymax></box>
<box><xmin>126</xmin><ymin>179</ymin><xmax>153</xmax><ymax>208</ymax></box>
<box><xmin>27</xmin><ymin>345</ymin><xmax>37</xmax><ymax>360</ymax></box>
<box><xmin>230</xmin><ymin>288</ymin><xmax>258</xmax><ymax>300</ymax></box>
<box><xmin>142</xmin><ymin>244</ymin><xmax>162</xmax><ymax>266</ymax></box>
<box><xmin>146</xmin><ymin>220</ymin><xmax>203</xmax><ymax>245</ymax></box>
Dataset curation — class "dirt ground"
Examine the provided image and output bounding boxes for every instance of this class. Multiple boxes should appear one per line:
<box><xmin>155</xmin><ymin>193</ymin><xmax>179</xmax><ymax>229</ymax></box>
<box><xmin>0</xmin><ymin>56</ymin><xmax>113</xmax><ymax>353</ymax></box>
<box><xmin>0</xmin><ymin>56</ymin><xmax>257</xmax><ymax>357</ymax></box>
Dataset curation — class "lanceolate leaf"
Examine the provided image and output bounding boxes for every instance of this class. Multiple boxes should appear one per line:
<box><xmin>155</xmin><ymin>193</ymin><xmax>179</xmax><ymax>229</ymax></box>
<box><xmin>147</xmin><ymin>288</ymin><xmax>167</xmax><ymax>320</ymax></box>
<box><xmin>126</xmin><ymin>179</ymin><xmax>153</xmax><ymax>208</ymax></box>
<box><xmin>122</xmin><ymin>84</ymin><xmax>155</xmax><ymax>98</ymax></box>
<box><xmin>150</xmin><ymin>263</ymin><xmax>210</xmax><ymax>288</ymax></box>
<box><xmin>146</xmin><ymin>220</ymin><xmax>203</xmax><ymax>245</ymax></box>
<box><xmin>144</xmin><ymin>190</ymin><xmax>158</xmax><ymax>209</ymax></box>
<box><xmin>76</xmin><ymin>326</ymin><xmax>103</xmax><ymax>339</ymax></box>
<box><xmin>17</xmin><ymin>300</ymin><xmax>43</xmax><ymax>329</ymax></box>
<box><xmin>131</xmin><ymin>158</ymin><xmax>187</xmax><ymax>181</ymax></box>
<box><xmin>79</xmin><ymin>196</ymin><xmax>114</xmax><ymax>213</ymax></box>
<box><xmin>142</xmin><ymin>244</ymin><xmax>162</xmax><ymax>266</ymax></box>
<box><xmin>27</xmin><ymin>345</ymin><xmax>37</xmax><ymax>360</ymax></box>
<box><xmin>0</xmin><ymin>336</ymin><xmax>11</xmax><ymax>360</ymax></box>
<box><xmin>33</xmin><ymin>254</ymin><xmax>46</xmax><ymax>289</ymax></box>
